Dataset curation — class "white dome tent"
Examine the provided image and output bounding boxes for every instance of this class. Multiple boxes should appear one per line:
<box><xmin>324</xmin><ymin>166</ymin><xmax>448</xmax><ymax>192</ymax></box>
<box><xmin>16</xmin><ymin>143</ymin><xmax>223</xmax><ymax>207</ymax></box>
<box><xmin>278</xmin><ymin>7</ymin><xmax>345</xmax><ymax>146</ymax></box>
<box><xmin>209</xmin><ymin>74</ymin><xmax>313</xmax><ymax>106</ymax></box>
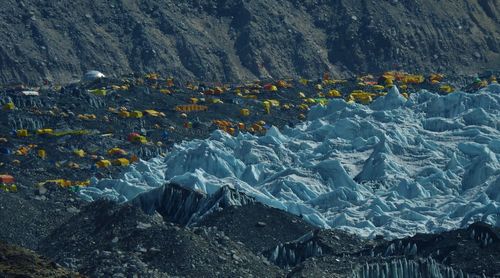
<box><xmin>83</xmin><ymin>70</ymin><xmax>105</xmax><ymax>82</ymax></box>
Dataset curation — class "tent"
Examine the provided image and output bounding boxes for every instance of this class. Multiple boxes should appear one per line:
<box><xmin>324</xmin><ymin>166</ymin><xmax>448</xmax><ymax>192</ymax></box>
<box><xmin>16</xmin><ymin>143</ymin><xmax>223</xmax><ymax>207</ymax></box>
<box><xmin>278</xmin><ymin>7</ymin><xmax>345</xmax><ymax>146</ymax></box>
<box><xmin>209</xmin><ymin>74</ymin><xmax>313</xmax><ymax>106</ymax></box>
<box><xmin>83</xmin><ymin>70</ymin><xmax>105</xmax><ymax>81</ymax></box>
<box><xmin>0</xmin><ymin>175</ymin><xmax>15</xmax><ymax>184</ymax></box>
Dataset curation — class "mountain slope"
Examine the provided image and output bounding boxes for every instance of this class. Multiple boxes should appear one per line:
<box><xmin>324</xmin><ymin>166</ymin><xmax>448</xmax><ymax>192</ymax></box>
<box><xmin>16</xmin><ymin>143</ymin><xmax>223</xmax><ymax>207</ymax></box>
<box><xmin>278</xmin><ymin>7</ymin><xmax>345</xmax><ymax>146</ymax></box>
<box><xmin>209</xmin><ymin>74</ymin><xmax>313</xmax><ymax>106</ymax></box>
<box><xmin>0</xmin><ymin>0</ymin><xmax>498</xmax><ymax>84</ymax></box>
<box><xmin>0</xmin><ymin>241</ymin><xmax>81</xmax><ymax>278</ymax></box>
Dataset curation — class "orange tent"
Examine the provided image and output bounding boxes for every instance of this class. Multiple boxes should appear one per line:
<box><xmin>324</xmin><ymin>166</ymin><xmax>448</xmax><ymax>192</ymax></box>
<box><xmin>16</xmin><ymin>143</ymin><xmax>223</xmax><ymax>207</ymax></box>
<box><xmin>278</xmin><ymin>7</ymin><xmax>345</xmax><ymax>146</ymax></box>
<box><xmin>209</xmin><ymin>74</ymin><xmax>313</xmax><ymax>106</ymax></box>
<box><xmin>0</xmin><ymin>175</ymin><xmax>15</xmax><ymax>184</ymax></box>
<box><xmin>175</xmin><ymin>105</ymin><xmax>208</xmax><ymax>112</ymax></box>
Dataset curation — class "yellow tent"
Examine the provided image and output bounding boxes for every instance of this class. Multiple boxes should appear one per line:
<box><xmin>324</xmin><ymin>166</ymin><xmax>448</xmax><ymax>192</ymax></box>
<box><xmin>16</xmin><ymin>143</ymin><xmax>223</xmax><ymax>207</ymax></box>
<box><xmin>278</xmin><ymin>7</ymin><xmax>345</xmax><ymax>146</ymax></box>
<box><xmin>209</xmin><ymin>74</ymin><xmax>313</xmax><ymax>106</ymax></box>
<box><xmin>327</xmin><ymin>89</ymin><xmax>341</xmax><ymax>97</ymax></box>
<box><xmin>38</xmin><ymin>149</ymin><xmax>46</xmax><ymax>159</ymax></box>
<box><xmin>2</xmin><ymin>102</ymin><xmax>15</xmax><ymax>110</ymax></box>
<box><xmin>262</xmin><ymin>101</ymin><xmax>271</xmax><ymax>114</ymax></box>
<box><xmin>73</xmin><ymin>149</ymin><xmax>86</xmax><ymax>157</ymax></box>
<box><xmin>77</xmin><ymin>114</ymin><xmax>97</xmax><ymax>120</ymax></box>
<box><xmin>119</xmin><ymin>111</ymin><xmax>130</xmax><ymax>118</ymax></box>
<box><xmin>144</xmin><ymin>110</ymin><xmax>162</xmax><ymax>117</ymax></box>
<box><xmin>96</xmin><ymin>160</ymin><xmax>112</xmax><ymax>168</ymax></box>
<box><xmin>130</xmin><ymin>111</ymin><xmax>143</xmax><ymax>118</ymax></box>
<box><xmin>349</xmin><ymin>91</ymin><xmax>376</xmax><ymax>104</ymax></box>
<box><xmin>36</xmin><ymin>129</ymin><xmax>54</xmax><ymax>135</ymax></box>
<box><xmin>112</xmin><ymin>158</ymin><xmax>130</xmax><ymax>166</ymax></box>
<box><xmin>439</xmin><ymin>85</ymin><xmax>454</xmax><ymax>93</ymax></box>
<box><xmin>267</xmin><ymin>99</ymin><xmax>280</xmax><ymax>107</ymax></box>
<box><xmin>108</xmin><ymin>148</ymin><xmax>127</xmax><ymax>156</ymax></box>
<box><xmin>240</xmin><ymin>109</ymin><xmax>250</xmax><ymax>116</ymax></box>
<box><xmin>40</xmin><ymin>179</ymin><xmax>72</xmax><ymax>188</ymax></box>
<box><xmin>160</xmin><ymin>89</ymin><xmax>172</xmax><ymax>95</ymax></box>
<box><xmin>16</xmin><ymin>130</ymin><xmax>29</xmax><ymax>137</ymax></box>
<box><xmin>298</xmin><ymin>104</ymin><xmax>309</xmax><ymax>111</ymax></box>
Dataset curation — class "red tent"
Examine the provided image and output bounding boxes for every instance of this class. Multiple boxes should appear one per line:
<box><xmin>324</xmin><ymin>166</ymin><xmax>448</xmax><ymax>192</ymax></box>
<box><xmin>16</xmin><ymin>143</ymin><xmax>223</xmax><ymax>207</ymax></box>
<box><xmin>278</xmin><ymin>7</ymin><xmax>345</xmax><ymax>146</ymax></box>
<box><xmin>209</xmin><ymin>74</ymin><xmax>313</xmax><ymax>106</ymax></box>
<box><xmin>0</xmin><ymin>175</ymin><xmax>15</xmax><ymax>184</ymax></box>
<box><xmin>128</xmin><ymin>132</ymin><xmax>140</xmax><ymax>142</ymax></box>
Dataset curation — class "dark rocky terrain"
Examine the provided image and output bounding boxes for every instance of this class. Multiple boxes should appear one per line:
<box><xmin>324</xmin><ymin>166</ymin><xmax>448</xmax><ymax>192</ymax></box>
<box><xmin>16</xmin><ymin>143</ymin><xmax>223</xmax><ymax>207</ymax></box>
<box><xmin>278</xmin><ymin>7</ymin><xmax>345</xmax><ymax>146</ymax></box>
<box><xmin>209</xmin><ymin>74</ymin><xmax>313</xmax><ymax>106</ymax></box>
<box><xmin>2</xmin><ymin>183</ymin><xmax>497</xmax><ymax>277</ymax></box>
<box><xmin>0</xmin><ymin>0</ymin><xmax>498</xmax><ymax>84</ymax></box>
<box><xmin>0</xmin><ymin>185</ymin><xmax>84</xmax><ymax>251</ymax></box>
<box><xmin>197</xmin><ymin>203</ymin><xmax>315</xmax><ymax>254</ymax></box>
<box><xmin>0</xmin><ymin>240</ymin><xmax>81</xmax><ymax>278</ymax></box>
<box><xmin>38</xmin><ymin>199</ymin><xmax>284</xmax><ymax>278</ymax></box>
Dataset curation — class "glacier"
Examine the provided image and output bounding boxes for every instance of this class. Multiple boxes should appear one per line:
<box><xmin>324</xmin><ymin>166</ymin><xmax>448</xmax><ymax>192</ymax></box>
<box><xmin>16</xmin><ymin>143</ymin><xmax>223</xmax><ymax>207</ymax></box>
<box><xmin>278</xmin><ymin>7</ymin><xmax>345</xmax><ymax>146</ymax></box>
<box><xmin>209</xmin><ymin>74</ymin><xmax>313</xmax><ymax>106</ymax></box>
<box><xmin>80</xmin><ymin>85</ymin><xmax>500</xmax><ymax>239</ymax></box>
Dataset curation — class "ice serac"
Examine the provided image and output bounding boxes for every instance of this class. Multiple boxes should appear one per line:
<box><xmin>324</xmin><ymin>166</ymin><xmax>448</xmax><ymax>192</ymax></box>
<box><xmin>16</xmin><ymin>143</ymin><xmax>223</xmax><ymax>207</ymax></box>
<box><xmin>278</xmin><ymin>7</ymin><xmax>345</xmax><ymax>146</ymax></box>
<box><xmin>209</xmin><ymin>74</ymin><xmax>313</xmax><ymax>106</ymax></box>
<box><xmin>264</xmin><ymin>230</ymin><xmax>324</xmax><ymax>267</ymax></box>
<box><xmin>370</xmin><ymin>86</ymin><xmax>406</xmax><ymax>111</ymax></box>
<box><xmin>130</xmin><ymin>183</ymin><xmax>205</xmax><ymax>225</ymax></box>
<box><xmin>81</xmin><ymin>85</ymin><xmax>500</xmax><ymax>239</ymax></box>
<box><xmin>353</xmin><ymin>258</ymin><xmax>483</xmax><ymax>278</ymax></box>
<box><xmin>191</xmin><ymin>185</ymin><xmax>256</xmax><ymax>224</ymax></box>
<box><xmin>130</xmin><ymin>183</ymin><xmax>257</xmax><ymax>225</ymax></box>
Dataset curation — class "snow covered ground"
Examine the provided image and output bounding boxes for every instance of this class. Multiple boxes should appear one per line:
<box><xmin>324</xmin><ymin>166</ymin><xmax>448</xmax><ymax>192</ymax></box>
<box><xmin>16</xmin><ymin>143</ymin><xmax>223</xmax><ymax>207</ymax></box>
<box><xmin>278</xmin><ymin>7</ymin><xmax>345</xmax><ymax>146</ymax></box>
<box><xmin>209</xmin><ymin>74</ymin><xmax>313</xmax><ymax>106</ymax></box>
<box><xmin>80</xmin><ymin>85</ymin><xmax>500</xmax><ymax>239</ymax></box>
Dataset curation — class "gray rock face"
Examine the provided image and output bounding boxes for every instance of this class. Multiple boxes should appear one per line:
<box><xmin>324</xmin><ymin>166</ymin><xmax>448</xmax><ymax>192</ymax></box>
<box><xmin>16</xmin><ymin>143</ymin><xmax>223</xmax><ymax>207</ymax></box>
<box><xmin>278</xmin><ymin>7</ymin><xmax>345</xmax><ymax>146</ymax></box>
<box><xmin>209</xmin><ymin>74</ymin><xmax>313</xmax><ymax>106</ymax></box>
<box><xmin>0</xmin><ymin>0</ymin><xmax>498</xmax><ymax>84</ymax></box>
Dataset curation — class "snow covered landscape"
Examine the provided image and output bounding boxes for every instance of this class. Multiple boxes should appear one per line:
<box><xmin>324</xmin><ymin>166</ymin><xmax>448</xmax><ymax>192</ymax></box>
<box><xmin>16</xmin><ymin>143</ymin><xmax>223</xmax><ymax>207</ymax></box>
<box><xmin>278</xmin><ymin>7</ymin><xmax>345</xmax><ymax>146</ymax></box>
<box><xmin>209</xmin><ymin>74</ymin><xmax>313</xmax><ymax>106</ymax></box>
<box><xmin>81</xmin><ymin>85</ymin><xmax>500</xmax><ymax>239</ymax></box>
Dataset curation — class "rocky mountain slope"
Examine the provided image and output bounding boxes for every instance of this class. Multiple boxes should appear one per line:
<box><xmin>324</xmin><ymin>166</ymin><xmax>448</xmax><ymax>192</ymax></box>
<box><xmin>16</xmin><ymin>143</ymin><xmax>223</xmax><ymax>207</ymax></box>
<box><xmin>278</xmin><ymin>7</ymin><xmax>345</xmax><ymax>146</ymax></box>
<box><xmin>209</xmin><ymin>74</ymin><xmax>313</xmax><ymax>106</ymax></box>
<box><xmin>0</xmin><ymin>0</ymin><xmax>498</xmax><ymax>84</ymax></box>
<box><xmin>0</xmin><ymin>240</ymin><xmax>81</xmax><ymax>278</ymax></box>
<box><xmin>39</xmin><ymin>200</ymin><xmax>284</xmax><ymax>278</ymax></box>
<box><xmin>34</xmin><ymin>194</ymin><xmax>500</xmax><ymax>277</ymax></box>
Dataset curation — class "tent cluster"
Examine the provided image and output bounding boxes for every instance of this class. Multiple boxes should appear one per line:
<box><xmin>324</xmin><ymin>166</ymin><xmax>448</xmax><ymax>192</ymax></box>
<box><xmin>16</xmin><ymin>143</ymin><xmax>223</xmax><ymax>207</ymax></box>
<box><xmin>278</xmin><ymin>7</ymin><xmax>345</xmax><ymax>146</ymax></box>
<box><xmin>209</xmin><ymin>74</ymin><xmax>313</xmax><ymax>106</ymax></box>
<box><xmin>38</xmin><ymin>179</ymin><xmax>90</xmax><ymax>188</ymax></box>
<box><xmin>0</xmin><ymin>70</ymin><xmax>496</xmax><ymax>194</ymax></box>
<box><xmin>14</xmin><ymin>128</ymin><xmax>91</xmax><ymax>138</ymax></box>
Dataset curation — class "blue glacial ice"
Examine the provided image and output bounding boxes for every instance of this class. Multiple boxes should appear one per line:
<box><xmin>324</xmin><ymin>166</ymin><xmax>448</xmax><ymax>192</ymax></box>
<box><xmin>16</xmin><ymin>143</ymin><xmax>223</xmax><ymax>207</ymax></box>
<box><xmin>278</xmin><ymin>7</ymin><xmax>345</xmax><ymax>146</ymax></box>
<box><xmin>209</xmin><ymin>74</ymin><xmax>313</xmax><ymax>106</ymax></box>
<box><xmin>80</xmin><ymin>85</ymin><xmax>500</xmax><ymax>239</ymax></box>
